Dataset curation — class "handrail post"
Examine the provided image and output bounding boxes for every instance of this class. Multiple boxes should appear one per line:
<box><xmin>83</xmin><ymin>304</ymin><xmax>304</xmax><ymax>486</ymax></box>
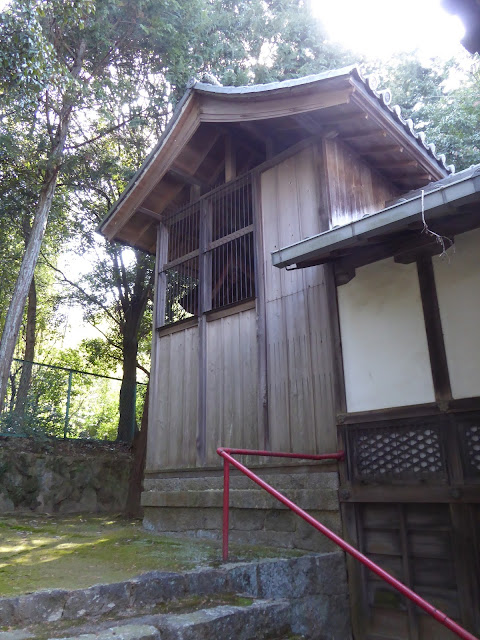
<box><xmin>222</xmin><ymin>456</ymin><xmax>230</xmax><ymax>562</ymax></box>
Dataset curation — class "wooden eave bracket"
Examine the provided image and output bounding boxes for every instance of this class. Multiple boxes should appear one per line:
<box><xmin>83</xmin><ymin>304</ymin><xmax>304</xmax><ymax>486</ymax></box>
<box><xmin>348</xmin><ymin>80</ymin><xmax>447</xmax><ymax>182</ymax></box>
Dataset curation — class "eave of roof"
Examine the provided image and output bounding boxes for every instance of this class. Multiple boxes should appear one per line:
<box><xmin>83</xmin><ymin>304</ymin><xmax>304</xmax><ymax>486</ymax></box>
<box><xmin>99</xmin><ymin>65</ymin><xmax>454</xmax><ymax>244</ymax></box>
<box><xmin>271</xmin><ymin>165</ymin><xmax>480</xmax><ymax>269</ymax></box>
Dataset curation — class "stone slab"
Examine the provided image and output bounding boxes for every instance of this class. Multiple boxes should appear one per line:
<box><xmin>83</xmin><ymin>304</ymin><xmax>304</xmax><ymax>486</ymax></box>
<box><xmin>49</xmin><ymin>624</ymin><xmax>160</xmax><ymax>640</ymax></box>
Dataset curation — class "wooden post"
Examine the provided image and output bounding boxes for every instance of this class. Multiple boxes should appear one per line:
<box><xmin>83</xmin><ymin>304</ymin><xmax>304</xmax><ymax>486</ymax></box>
<box><xmin>252</xmin><ymin>174</ymin><xmax>269</xmax><ymax>451</ymax></box>
<box><xmin>197</xmin><ymin>199</ymin><xmax>212</xmax><ymax>465</ymax></box>
<box><xmin>416</xmin><ymin>255</ymin><xmax>452</xmax><ymax>407</ymax></box>
<box><xmin>156</xmin><ymin>223</ymin><xmax>169</xmax><ymax>329</ymax></box>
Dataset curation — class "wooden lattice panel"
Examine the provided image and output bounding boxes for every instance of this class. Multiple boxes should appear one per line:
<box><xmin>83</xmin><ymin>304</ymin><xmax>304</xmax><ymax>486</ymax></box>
<box><xmin>460</xmin><ymin>420</ymin><xmax>480</xmax><ymax>478</ymax></box>
<box><xmin>467</xmin><ymin>425</ymin><xmax>480</xmax><ymax>471</ymax></box>
<box><xmin>347</xmin><ymin>421</ymin><xmax>448</xmax><ymax>483</ymax></box>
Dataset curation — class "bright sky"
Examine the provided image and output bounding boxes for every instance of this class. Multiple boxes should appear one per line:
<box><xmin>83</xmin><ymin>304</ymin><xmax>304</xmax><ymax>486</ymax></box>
<box><xmin>0</xmin><ymin>0</ymin><xmax>466</xmax><ymax>60</ymax></box>
<box><xmin>311</xmin><ymin>0</ymin><xmax>466</xmax><ymax>60</ymax></box>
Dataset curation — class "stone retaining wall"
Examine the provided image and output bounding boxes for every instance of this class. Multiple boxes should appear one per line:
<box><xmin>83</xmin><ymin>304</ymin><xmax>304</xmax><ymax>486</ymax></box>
<box><xmin>0</xmin><ymin>437</ymin><xmax>132</xmax><ymax>514</ymax></box>
<box><xmin>142</xmin><ymin>465</ymin><xmax>341</xmax><ymax>552</ymax></box>
<box><xmin>0</xmin><ymin>552</ymin><xmax>352</xmax><ymax>639</ymax></box>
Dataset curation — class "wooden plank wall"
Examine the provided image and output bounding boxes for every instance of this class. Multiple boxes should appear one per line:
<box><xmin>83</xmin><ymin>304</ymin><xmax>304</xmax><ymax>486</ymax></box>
<box><xmin>352</xmin><ymin>502</ymin><xmax>480</xmax><ymax>640</ymax></box>
<box><xmin>260</xmin><ymin>145</ymin><xmax>338</xmax><ymax>454</ymax></box>
<box><xmin>324</xmin><ymin>137</ymin><xmax>398</xmax><ymax>228</ymax></box>
<box><xmin>205</xmin><ymin>308</ymin><xmax>260</xmax><ymax>465</ymax></box>
<box><xmin>147</xmin><ymin>326</ymin><xmax>199</xmax><ymax>470</ymax></box>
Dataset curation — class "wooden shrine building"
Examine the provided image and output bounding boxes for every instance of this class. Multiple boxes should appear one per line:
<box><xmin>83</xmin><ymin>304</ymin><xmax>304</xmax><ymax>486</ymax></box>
<box><xmin>100</xmin><ymin>66</ymin><xmax>479</xmax><ymax>639</ymax></box>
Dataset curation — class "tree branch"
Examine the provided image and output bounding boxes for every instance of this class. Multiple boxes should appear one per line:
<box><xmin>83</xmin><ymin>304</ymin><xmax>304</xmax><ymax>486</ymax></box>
<box><xmin>136</xmin><ymin>361</ymin><xmax>150</xmax><ymax>377</ymax></box>
<box><xmin>41</xmin><ymin>252</ymin><xmax>120</xmax><ymax>327</ymax></box>
<box><xmin>65</xmin><ymin>110</ymin><xmax>161</xmax><ymax>150</ymax></box>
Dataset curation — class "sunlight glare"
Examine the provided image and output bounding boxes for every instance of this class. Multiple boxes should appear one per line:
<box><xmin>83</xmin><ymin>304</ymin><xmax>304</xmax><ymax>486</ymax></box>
<box><xmin>312</xmin><ymin>0</ymin><xmax>466</xmax><ymax>60</ymax></box>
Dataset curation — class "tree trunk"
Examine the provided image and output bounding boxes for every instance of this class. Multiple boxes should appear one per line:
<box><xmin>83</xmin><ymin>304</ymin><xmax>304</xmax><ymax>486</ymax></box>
<box><xmin>0</xmin><ymin>172</ymin><xmax>58</xmax><ymax>410</ymax></box>
<box><xmin>0</xmin><ymin>38</ymin><xmax>86</xmax><ymax>412</ymax></box>
<box><xmin>14</xmin><ymin>276</ymin><xmax>37</xmax><ymax>419</ymax></box>
<box><xmin>117</xmin><ymin>330</ymin><xmax>139</xmax><ymax>443</ymax></box>
<box><xmin>125</xmin><ymin>384</ymin><xmax>149</xmax><ymax>517</ymax></box>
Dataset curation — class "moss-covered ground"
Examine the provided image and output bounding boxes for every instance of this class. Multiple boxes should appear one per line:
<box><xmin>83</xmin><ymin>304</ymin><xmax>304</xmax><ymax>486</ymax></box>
<box><xmin>0</xmin><ymin>514</ymin><xmax>301</xmax><ymax>597</ymax></box>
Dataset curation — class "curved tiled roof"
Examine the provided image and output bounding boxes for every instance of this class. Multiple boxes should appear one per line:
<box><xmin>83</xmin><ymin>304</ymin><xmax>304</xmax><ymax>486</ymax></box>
<box><xmin>100</xmin><ymin>64</ymin><xmax>454</xmax><ymax>250</ymax></box>
<box><xmin>191</xmin><ymin>65</ymin><xmax>454</xmax><ymax>175</ymax></box>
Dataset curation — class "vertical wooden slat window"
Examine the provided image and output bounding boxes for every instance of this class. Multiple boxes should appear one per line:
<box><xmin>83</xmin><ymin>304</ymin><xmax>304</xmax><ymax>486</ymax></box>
<box><xmin>209</xmin><ymin>174</ymin><xmax>255</xmax><ymax>311</ymax></box>
<box><xmin>162</xmin><ymin>202</ymin><xmax>200</xmax><ymax>325</ymax></box>
<box><xmin>160</xmin><ymin>174</ymin><xmax>255</xmax><ymax>326</ymax></box>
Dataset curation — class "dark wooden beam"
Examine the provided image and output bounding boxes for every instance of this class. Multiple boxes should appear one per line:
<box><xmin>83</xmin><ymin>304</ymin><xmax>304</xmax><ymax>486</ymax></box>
<box><xmin>137</xmin><ymin>206</ymin><xmax>163</xmax><ymax>221</ymax></box>
<box><xmin>168</xmin><ymin>167</ymin><xmax>208</xmax><ymax>189</ymax></box>
<box><xmin>299</xmin><ymin>230</ymin><xmax>443</xmax><ymax>272</ymax></box>
<box><xmin>317</xmin><ymin>110</ymin><xmax>368</xmax><ymax>127</ymax></box>
<box><xmin>384</xmin><ymin>159</ymin><xmax>419</xmax><ymax>170</ymax></box>
<box><xmin>416</xmin><ymin>255</ymin><xmax>452</xmax><ymax>406</ymax></box>
<box><xmin>340</xmin><ymin>484</ymin><xmax>480</xmax><ymax>503</ymax></box>
<box><xmin>342</xmin><ymin>129</ymin><xmax>386</xmax><ymax>143</ymax></box>
<box><xmin>363</xmin><ymin>144</ymin><xmax>404</xmax><ymax>156</ymax></box>
<box><xmin>236</xmin><ymin>120</ymin><xmax>270</xmax><ymax>143</ymax></box>
<box><xmin>292</xmin><ymin>112</ymin><xmax>323</xmax><ymax>136</ymax></box>
<box><xmin>337</xmin><ymin>401</ymin><xmax>440</xmax><ymax>425</ymax></box>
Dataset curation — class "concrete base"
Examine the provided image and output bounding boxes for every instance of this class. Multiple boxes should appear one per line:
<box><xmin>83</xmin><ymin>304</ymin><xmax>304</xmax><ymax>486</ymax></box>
<box><xmin>142</xmin><ymin>465</ymin><xmax>341</xmax><ymax>552</ymax></box>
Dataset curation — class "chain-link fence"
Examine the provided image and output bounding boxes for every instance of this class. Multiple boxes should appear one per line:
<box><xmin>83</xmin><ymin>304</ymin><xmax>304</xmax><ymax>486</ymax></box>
<box><xmin>0</xmin><ymin>359</ymin><xmax>147</xmax><ymax>442</ymax></box>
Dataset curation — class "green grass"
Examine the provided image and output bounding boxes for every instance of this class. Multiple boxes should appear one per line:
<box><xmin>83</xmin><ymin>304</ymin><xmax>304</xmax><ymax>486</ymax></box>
<box><xmin>0</xmin><ymin>514</ymin><xmax>302</xmax><ymax>597</ymax></box>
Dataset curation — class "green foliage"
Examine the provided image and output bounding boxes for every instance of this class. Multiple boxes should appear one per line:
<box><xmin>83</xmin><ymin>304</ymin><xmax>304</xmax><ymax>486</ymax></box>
<box><xmin>0</xmin><ymin>0</ymin><xmax>353</xmax><ymax>441</ymax></box>
<box><xmin>375</xmin><ymin>53</ymin><xmax>480</xmax><ymax>171</ymax></box>
<box><xmin>0</xmin><ymin>352</ymin><xmax>146</xmax><ymax>441</ymax></box>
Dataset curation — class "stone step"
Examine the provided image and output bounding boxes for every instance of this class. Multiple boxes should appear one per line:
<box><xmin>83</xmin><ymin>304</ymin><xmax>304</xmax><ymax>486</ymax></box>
<box><xmin>0</xmin><ymin>599</ymin><xmax>291</xmax><ymax>640</ymax></box>
<box><xmin>143</xmin><ymin>470</ymin><xmax>338</xmax><ymax>493</ymax></box>
<box><xmin>141</xmin><ymin>488</ymin><xmax>339</xmax><ymax>511</ymax></box>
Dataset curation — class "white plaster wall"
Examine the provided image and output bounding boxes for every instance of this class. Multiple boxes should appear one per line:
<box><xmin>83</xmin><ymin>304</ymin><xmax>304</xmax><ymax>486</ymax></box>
<box><xmin>433</xmin><ymin>228</ymin><xmax>480</xmax><ymax>399</ymax></box>
<box><xmin>338</xmin><ymin>258</ymin><xmax>435</xmax><ymax>412</ymax></box>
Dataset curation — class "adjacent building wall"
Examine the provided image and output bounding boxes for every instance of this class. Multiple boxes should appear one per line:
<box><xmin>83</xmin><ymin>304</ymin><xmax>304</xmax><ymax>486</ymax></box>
<box><xmin>433</xmin><ymin>228</ymin><xmax>480</xmax><ymax>400</ymax></box>
<box><xmin>337</xmin><ymin>258</ymin><xmax>435</xmax><ymax>412</ymax></box>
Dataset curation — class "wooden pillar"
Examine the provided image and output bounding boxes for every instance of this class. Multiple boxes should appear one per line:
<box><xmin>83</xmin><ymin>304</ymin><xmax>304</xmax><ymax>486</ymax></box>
<box><xmin>155</xmin><ymin>223</ymin><xmax>169</xmax><ymax>329</ymax></box>
<box><xmin>197</xmin><ymin>199</ymin><xmax>212</xmax><ymax>465</ymax></box>
<box><xmin>147</xmin><ymin>223</ymin><xmax>168</xmax><ymax>471</ymax></box>
<box><xmin>252</xmin><ymin>174</ymin><xmax>269</xmax><ymax>450</ymax></box>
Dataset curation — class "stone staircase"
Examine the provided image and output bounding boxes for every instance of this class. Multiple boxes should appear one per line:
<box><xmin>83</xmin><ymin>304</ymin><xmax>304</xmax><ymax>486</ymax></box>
<box><xmin>0</xmin><ymin>553</ymin><xmax>351</xmax><ymax>640</ymax></box>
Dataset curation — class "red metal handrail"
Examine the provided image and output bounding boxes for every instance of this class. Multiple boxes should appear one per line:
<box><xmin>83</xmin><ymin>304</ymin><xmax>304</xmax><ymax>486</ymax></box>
<box><xmin>217</xmin><ymin>447</ymin><xmax>479</xmax><ymax>640</ymax></box>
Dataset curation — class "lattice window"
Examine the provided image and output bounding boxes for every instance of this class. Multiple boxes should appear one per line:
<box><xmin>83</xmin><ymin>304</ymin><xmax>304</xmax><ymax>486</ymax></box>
<box><xmin>466</xmin><ymin>425</ymin><xmax>480</xmax><ymax>473</ymax></box>
<box><xmin>347</xmin><ymin>420</ymin><xmax>448</xmax><ymax>483</ymax></box>
<box><xmin>160</xmin><ymin>175</ymin><xmax>255</xmax><ymax>326</ymax></box>
<box><xmin>209</xmin><ymin>176</ymin><xmax>255</xmax><ymax>310</ymax></box>
<box><xmin>458</xmin><ymin>419</ymin><xmax>480</xmax><ymax>478</ymax></box>
<box><xmin>163</xmin><ymin>203</ymin><xmax>200</xmax><ymax>325</ymax></box>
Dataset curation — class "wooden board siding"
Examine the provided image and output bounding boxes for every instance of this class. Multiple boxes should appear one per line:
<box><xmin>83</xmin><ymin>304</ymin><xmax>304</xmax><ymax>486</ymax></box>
<box><xmin>205</xmin><ymin>307</ymin><xmax>260</xmax><ymax>465</ymax></box>
<box><xmin>349</xmin><ymin>502</ymin><xmax>480</xmax><ymax>640</ymax></box>
<box><xmin>146</xmin><ymin>325</ymin><xmax>199</xmax><ymax>471</ymax></box>
<box><xmin>323</xmin><ymin>137</ymin><xmax>398</xmax><ymax>229</ymax></box>
<box><xmin>260</xmin><ymin>145</ymin><xmax>338</xmax><ymax>454</ymax></box>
